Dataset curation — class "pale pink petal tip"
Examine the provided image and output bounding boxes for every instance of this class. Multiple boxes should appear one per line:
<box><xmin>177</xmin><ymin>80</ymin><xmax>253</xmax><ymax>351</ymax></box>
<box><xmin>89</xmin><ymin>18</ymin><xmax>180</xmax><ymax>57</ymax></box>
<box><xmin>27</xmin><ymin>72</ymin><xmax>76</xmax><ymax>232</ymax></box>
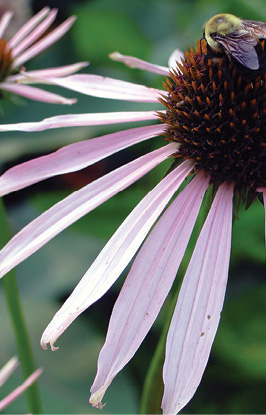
<box><xmin>0</xmin><ymin>11</ymin><xmax>13</xmax><ymax>38</ymax></box>
<box><xmin>89</xmin><ymin>382</ymin><xmax>111</xmax><ymax>409</ymax></box>
<box><xmin>40</xmin><ymin>338</ymin><xmax>58</xmax><ymax>351</ymax></box>
<box><xmin>109</xmin><ymin>52</ymin><xmax>170</xmax><ymax>76</ymax></box>
<box><xmin>24</xmin><ymin>367</ymin><xmax>43</xmax><ymax>385</ymax></box>
<box><xmin>168</xmin><ymin>49</ymin><xmax>185</xmax><ymax>69</ymax></box>
<box><xmin>257</xmin><ymin>187</ymin><xmax>266</xmax><ymax>192</ymax></box>
<box><xmin>0</xmin><ymin>357</ymin><xmax>19</xmax><ymax>387</ymax></box>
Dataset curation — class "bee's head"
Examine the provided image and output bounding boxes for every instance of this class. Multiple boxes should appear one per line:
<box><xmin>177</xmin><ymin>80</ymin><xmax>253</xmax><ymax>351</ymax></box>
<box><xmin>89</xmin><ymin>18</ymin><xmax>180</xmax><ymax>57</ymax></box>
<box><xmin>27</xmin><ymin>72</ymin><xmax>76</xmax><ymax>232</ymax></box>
<box><xmin>204</xmin><ymin>13</ymin><xmax>241</xmax><ymax>52</ymax></box>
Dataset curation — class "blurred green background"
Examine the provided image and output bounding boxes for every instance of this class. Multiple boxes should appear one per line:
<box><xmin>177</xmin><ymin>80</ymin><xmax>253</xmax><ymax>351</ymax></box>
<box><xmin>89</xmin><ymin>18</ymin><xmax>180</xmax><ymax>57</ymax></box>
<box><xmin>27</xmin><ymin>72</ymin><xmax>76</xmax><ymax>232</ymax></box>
<box><xmin>0</xmin><ymin>0</ymin><xmax>265</xmax><ymax>413</ymax></box>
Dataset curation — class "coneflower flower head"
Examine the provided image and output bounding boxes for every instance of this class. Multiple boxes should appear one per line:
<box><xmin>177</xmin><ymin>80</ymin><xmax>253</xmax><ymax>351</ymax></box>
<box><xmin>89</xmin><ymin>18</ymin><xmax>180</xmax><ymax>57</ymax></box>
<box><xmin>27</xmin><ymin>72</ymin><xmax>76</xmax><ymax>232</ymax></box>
<box><xmin>160</xmin><ymin>39</ymin><xmax>266</xmax><ymax>202</ymax></box>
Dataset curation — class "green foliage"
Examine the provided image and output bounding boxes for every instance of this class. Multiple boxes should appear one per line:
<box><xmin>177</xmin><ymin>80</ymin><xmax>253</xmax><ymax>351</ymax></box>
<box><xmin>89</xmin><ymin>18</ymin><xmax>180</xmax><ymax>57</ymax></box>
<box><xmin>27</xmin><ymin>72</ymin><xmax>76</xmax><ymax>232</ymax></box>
<box><xmin>71</xmin><ymin>6</ymin><xmax>150</xmax><ymax>64</ymax></box>
<box><xmin>231</xmin><ymin>201</ymin><xmax>265</xmax><ymax>264</ymax></box>
<box><xmin>215</xmin><ymin>285</ymin><xmax>266</xmax><ymax>380</ymax></box>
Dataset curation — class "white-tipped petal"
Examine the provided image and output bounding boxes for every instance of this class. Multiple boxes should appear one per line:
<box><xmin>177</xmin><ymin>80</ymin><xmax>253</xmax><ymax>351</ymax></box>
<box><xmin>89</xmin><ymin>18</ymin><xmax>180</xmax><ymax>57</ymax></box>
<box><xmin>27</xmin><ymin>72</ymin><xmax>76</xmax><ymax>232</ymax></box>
<box><xmin>89</xmin><ymin>172</ymin><xmax>209</xmax><ymax>408</ymax></box>
<box><xmin>0</xmin><ymin>11</ymin><xmax>13</xmax><ymax>38</ymax></box>
<box><xmin>0</xmin><ymin>357</ymin><xmax>19</xmax><ymax>387</ymax></box>
<box><xmin>41</xmin><ymin>159</ymin><xmax>193</xmax><ymax>350</ymax></box>
<box><xmin>162</xmin><ymin>182</ymin><xmax>234</xmax><ymax>414</ymax></box>
<box><xmin>168</xmin><ymin>49</ymin><xmax>185</xmax><ymax>69</ymax></box>
<box><xmin>0</xmin><ymin>143</ymin><xmax>177</xmax><ymax>283</ymax></box>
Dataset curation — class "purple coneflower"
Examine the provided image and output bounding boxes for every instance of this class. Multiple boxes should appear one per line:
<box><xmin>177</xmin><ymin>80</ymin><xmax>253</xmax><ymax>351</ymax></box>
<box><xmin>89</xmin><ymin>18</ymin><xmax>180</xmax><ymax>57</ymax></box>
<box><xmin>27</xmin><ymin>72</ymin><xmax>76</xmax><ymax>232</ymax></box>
<box><xmin>0</xmin><ymin>29</ymin><xmax>265</xmax><ymax>414</ymax></box>
<box><xmin>0</xmin><ymin>7</ymin><xmax>89</xmax><ymax>104</ymax></box>
<box><xmin>0</xmin><ymin>356</ymin><xmax>42</xmax><ymax>412</ymax></box>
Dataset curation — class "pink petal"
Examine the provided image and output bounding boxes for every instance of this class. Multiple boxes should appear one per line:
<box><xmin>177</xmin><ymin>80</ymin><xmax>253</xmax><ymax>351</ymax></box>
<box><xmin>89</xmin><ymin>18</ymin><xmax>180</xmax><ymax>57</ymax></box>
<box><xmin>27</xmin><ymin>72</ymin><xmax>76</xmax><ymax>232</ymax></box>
<box><xmin>0</xmin><ymin>110</ymin><xmax>158</xmax><ymax>133</ymax></box>
<box><xmin>41</xmin><ymin>159</ymin><xmax>194</xmax><ymax>350</ymax></box>
<box><xmin>0</xmin><ymin>82</ymin><xmax>76</xmax><ymax>104</ymax></box>
<box><xmin>168</xmin><ymin>49</ymin><xmax>185</xmax><ymax>69</ymax></box>
<box><xmin>109</xmin><ymin>52</ymin><xmax>170</xmax><ymax>76</ymax></box>
<box><xmin>31</xmin><ymin>74</ymin><xmax>165</xmax><ymax>102</ymax></box>
<box><xmin>89</xmin><ymin>172</ymin><xmax>209</xmax><ymax>408</ymax></box>
<box><xmin>0</xmin><ymin>11</ymin><xmax>13</xmax><ymax>38</ymax></box>
<box><xmin>8</xmin><ymin>7</ymin><xmax>50</xmax><ymax>49</ymax></box>
<box><xmin>10</xmin><ymin>62</ymin><xmax>89</xmax><ymax>80</ymax></box>
<box><xmin>0</xmin><ymin>143</ymin><xmax>177</xmax><ymax>281</ymax></box>
<box><xmin>11</xmin><ymin>9</ymin><xmax>58</xmax><ymax>58</ymax></box>
<box><xmin>0</xmin><ymin>357</ymin><xmax>19</xmax><ymax>387</ymax></box>
<box><xmin>0</xmin><ymin>368</ymin><xmax>42</xmax><ymax>412</ymax></box>
<box><xmin>12</xmin><ymin>16</ymin><xmax>76</xmax><ymax>68</ymax></box>
<box><xmin>162</xmin><ymin>182</ymin><xmax>234</xmax><ymax>415</ymax></box>
<box><xmin>0</xmin><ymin>123</ymin><xmax>164</xmax><ymax>195</ymax></box>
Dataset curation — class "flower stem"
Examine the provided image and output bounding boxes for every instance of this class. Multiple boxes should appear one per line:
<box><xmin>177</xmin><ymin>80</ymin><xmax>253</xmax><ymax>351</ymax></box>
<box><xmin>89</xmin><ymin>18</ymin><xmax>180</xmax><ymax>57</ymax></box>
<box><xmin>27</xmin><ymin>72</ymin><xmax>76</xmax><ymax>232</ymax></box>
<box><xmin>0</xmin><ymin>198</ymin><xmax>42</xmax><ymax>414</ymax></box>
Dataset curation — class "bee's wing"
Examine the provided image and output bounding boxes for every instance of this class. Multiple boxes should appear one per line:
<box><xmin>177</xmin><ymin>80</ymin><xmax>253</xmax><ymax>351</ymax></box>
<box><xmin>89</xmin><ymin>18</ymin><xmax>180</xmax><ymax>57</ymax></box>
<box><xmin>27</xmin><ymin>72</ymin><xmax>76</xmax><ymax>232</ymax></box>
<box><xmin>243</xmin><ymin>20</ymin><xmax>266</xmax><ymax>39</ymax></box>
<box><xmin>215</xmin><ymin>33</ymin><xmax>260</xmax><ymax>70</ymax></box>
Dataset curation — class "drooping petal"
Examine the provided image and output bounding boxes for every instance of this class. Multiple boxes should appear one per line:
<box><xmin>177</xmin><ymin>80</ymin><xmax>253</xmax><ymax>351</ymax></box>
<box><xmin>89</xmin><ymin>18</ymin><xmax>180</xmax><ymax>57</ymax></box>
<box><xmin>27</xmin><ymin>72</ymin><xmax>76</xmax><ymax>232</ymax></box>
<box><xmin>0</xmin><ymin>143</ymin><xmax>177</xmax><ymax>280</ymax></box>
<box><xmin>28</xmin><ymin>74</ymin><xmax>165</xmax><ymax>102</ymax></box>
<box><xmin>12</xmin><ymin>16</ymin><xmax>76</xmax><ymax>68</ymax></box>
<box><xmin>109</xmin><ymin>52</ymin><xmax>170</xmax><ymax>76</ymax></box>
<box><xmin>162</xmin><ymin>182</ymin><xmax>234</xmax><ymax>415</ymax></box>
<box><xmin>0</xmin><ymin>123</ymin><xmax>164</xmax><ymax>195</ymax></box>
<box><xmin>168</xmin><ymin>49</ymin><xmax>185</xmax><ymax>69</ymax></box>
<box><xmin>0</xmin><ymin>11</ymin><xmax>13</xmax><ymax>38</ymax></box>
<box><xmin>0</xmin><ymin>357</ymin><xmax>19</xmax><ymax>387</ymax></box>
<box><xmin>11</xmin><ymin>9</ymin><xmax>58</xmax><ymax>58</ymax></box>
<box><xmin>0</xmin><ymin>368</ymin><xmax>42</xmax><ymax>412</ymax></box>
<box><xmin>0</xmin><ymin>82</ymin><xmax>76</xmax><ymax>104</ymax></box>
<box><xmin>89</xmin><ymin>172</ymin><xmax>209</xmax><ymax>409</ymax></box>
<box><xmin>41</xmin><ymin>159</ymin><xmax>194</xmax><ymax>350</ymax></box>
<box><xmin>8</xmin><ymin>7</ymin><xmax>50</xmax><ymax>49</ymax></box>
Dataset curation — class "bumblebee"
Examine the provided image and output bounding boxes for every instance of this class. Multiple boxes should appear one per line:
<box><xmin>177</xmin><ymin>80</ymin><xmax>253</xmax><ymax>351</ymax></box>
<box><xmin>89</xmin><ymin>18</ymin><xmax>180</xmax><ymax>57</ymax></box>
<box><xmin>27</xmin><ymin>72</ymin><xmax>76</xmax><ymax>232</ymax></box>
<box><xmin>203</xmin><ymin>13</ymin><xmax>266</xmax><ymax>76</ymax></box>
